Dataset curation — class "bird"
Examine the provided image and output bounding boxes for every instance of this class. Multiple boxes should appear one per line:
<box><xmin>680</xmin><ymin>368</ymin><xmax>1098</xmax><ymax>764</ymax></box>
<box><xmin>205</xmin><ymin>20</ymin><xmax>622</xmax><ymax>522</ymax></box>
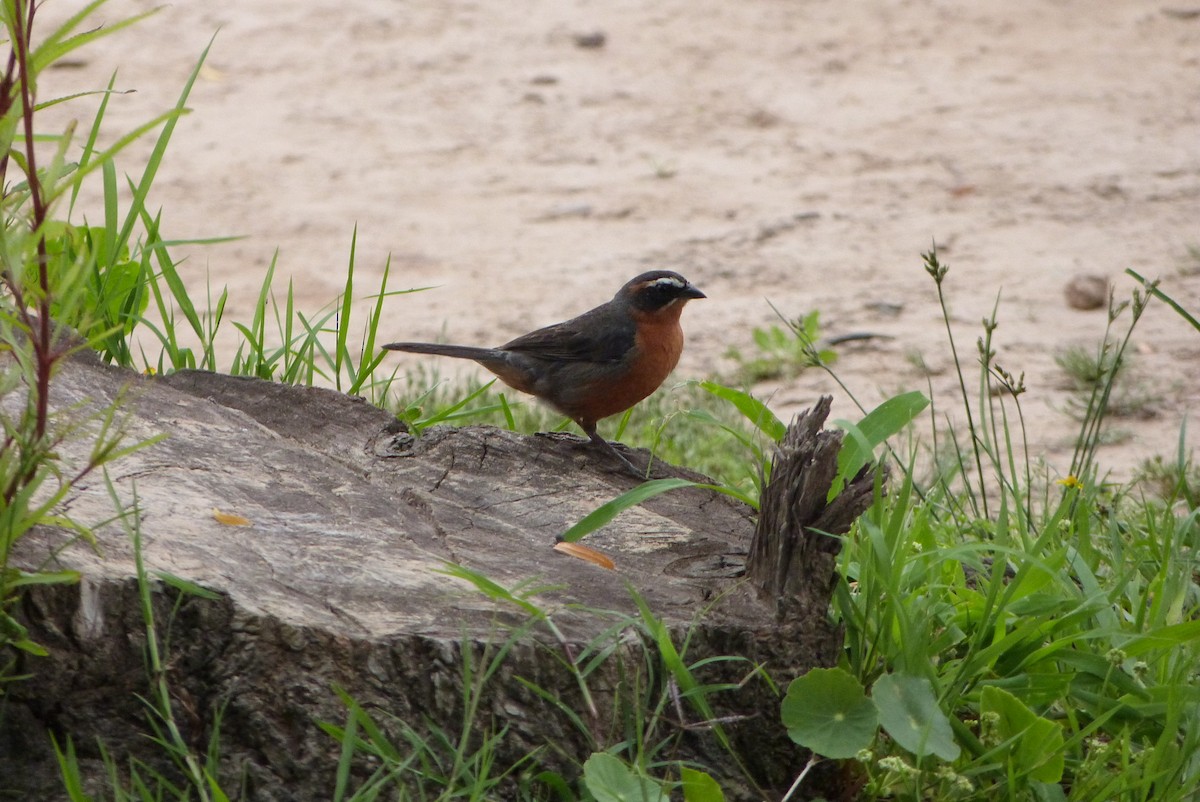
<box><xmin>383</xmin><ymin>270</ymin><xmax>706</xmax><ymax>474</ymax></box>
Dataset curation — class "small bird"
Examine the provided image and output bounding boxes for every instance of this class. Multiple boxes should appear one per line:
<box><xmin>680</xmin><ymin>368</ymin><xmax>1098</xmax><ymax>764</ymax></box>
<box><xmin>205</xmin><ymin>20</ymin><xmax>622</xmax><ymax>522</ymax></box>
<box><xmin>384</xmin><ymin>270</ymin><xmax>706</xmax><ymax>474</ymax></box>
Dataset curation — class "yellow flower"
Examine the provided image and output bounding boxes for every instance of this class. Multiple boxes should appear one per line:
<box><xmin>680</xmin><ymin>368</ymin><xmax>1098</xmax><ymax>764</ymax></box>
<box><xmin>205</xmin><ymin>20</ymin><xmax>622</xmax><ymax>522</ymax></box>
<box><xmin>1057</xmin><ymin>475</ymin><xmax>1084</xmax><ymax>490</ymax></box>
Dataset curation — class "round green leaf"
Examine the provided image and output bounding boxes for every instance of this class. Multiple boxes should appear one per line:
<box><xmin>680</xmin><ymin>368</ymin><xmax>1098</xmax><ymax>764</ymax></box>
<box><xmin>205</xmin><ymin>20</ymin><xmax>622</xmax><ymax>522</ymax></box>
<box><xmin>981</xmin><ymin>686</ymin><xmax>1064</xmax><ymax>783</ymax></box>
<box><xmin>872</xmin><ymin>673</ymin><xmax>960</xmax><ymax>761</ymax></box>
<box><xmin>680</xmin><ymin>766</ymin><xmax>725</xmax><ymax>802</ymax></box>
<box><xmin>582</xmin><ymin>753</ymin><xmax>668</xmax><ymax>802</ymax></box>
<box><xmin>781</xmin><ymin>667</ymin><xmax>878</xmax><ymax>759</ymax></box>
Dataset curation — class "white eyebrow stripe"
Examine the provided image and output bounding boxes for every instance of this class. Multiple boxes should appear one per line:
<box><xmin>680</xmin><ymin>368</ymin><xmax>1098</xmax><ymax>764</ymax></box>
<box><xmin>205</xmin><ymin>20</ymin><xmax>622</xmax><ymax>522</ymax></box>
<box><xmin>650</xmin><ymin>276</ymin><xmax>685</xmax><ymax>288</ymax></box>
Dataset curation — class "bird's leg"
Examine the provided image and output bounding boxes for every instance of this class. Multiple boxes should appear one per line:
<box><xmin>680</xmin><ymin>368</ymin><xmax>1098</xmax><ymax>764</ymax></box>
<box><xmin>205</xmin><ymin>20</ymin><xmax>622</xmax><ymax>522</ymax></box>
<box><xmin>582</xmin><ymin>424</ymin><xmax>645</xmax><ymax>478</ymax></box>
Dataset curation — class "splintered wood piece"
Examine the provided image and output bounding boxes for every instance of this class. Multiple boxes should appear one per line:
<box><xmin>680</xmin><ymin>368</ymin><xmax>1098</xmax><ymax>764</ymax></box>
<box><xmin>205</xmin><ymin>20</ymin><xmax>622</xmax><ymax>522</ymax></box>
<box><xmin>747</xmin><ymin>396</ymin><xmax>882</xmax><ymax>621</ymax></box>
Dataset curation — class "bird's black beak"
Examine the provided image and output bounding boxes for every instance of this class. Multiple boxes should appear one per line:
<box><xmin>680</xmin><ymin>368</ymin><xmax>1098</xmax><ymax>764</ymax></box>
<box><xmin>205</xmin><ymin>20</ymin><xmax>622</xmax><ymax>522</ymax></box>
<box><xmin>683</xmin><ymin>284</ymin><xmax>706</xmax><ymax>300</ymax></box>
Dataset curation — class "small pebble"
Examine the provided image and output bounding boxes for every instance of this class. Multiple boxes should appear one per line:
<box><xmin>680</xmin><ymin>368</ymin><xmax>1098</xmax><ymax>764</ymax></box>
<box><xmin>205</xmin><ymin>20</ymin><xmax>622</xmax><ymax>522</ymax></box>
<box><xmin>1064</xmin><ymin>273</ymin><xmax>1109</xmax><ymax>311</ymax></box>
<box><xmin>573</xmin><ymin>31</ymin><xmax>606</xmax><ymax>49</ymax></box>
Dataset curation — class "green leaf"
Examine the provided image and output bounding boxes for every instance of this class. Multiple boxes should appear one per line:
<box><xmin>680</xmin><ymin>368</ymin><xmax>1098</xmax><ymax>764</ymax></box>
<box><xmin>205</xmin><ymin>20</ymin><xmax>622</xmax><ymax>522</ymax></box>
<box><xmin>829</xmin><ymin>390</ymin><xmax>928</xmax><ymax>500</ymax></box>
<box><xmin>630</xmin><ymin>590</ymin><xmax>718</xmax><ymax>736</ymax></box>
<box><xmin>1127</xmin><ymin>268</ymin><xmax>1199</xmax><ymax>333</ymax></box>
<box><xmin>781</xmin><ymin>667</ymin><xmax>878</xmax><ymax>759</ymax></box>
<box><xmin>697</xmin><ymin>381</ymin><xmax>786</xmax><ymax>441</ymax></box>
<box><xmin>1119</xmin><ymin>619</ymin><xmax>1200</xmax><ymax>656</ymax></box>
<box><xmin>559</xmin><ymin>478</ymin><xmax>700</xmax><ymax>543</ymax></box>
<box><xmin>332</xmin><ymin>703</ymin><xmax>358</xmax><ymax>802</ymax></box>
<box><xmin>1030</xmin><ymin>781</ymin><xmax>1069</xmax><ymax>802</ymax></box>
<box><xmin>4</xmin><ymin>569</ymin><xmax>81</xmax><ymax>588</ymax></box>
<box><xmin>680</xmin><ymin>766</ymin><xmax>724</xmax><ymax>802</ymax></box>
<box><xmin>872</xmin><ymin>673</ymin><xmax>959</xmax><ymax>761</ymax></box>
<box><xmin>32</xmin><ymin>4</ymin><xmax>160</xmax><ymax>74</ymax></box>
<box><xmin>113</xmin><ymin>33</ymin><xmax>216</xmax><ymax>262</ymax></box>
<box><xmin>0</xmin><ymin>609</ymin><xmax>38</xmax><ymax>653</ymax></box>
<box><xmin>334</xmin><ymin>224</ymin><xmax>357</xmax><ymax>392</ymax></box>
<box><xmin>981</xmin><ymin>686</ymin><xmax>1065</xmax><ymax>783</ymax></box>
<box><xmin>154</xmin><ymin>571</ymin><xmax>222</xmax><ymax>600</ymax></box>
<box><xmin>12</xmin><ymin>639</ymin><xmax>49</xmax><ymax>657</ymax></box>
<box><xmin>51</xmin><ymin>734</ymin><xmax>88</xmax><ymax>802</ymax></box>
<box><xmin>413</xmin><ymin>379</ymin><xmax>498</xmax><ymax>430</ymax></box>
<box><xmin>582</xmin><ymin>753</ymin><xmax>668</xmax><ymax>802</ymax></box>
<box><xmin>436</xmin><ymin>563</ymin><xmax>552</xmax><ymax>620</ymax></box>
<box><xmin>529</xmin><ymin>770</ymin><xmax>574</xmax><ymax>802</ymax></box>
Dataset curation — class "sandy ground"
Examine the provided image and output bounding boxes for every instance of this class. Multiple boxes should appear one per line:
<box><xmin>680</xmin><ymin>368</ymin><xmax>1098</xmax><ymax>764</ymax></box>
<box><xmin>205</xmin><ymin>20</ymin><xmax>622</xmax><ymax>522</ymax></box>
<box><xmin>36</xmin><ymin>0</ymin><xmax>1200</xmax><ymax>481</ymax></box>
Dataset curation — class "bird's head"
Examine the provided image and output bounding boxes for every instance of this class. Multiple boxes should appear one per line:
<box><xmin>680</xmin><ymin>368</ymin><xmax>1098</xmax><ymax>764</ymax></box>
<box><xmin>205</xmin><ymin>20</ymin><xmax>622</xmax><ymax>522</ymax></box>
<box><xmin>619</xmin><ymin>270</ymin><xmax>706</xmax><ymax>314</ymax></box>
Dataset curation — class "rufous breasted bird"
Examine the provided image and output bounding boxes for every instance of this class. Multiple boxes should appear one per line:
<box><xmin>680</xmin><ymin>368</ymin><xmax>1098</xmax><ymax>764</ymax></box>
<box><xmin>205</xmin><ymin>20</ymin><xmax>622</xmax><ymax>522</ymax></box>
<box><xmin>383</xmin><ymin>270</ymin><xmax>705</xmax><ymax>474</ymax></box>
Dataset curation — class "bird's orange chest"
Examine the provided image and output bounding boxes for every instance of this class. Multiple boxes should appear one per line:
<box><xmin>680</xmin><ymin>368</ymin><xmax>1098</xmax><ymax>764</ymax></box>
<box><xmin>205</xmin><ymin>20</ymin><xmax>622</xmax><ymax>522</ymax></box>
<box><xmin>585</xmin><ymin>308</ymin><xmax>684</xmax><ymax>417</ymax></box>
<box><xmin>630</xmin><ymin>314</ymin><xmax>684</xmax><ymax>385</ymax></box>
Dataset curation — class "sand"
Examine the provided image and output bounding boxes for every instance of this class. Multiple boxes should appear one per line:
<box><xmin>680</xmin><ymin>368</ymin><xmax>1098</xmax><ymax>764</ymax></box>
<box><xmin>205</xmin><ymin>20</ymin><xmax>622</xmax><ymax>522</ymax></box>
<box><xmin>35</xmin><ymin>0</ymin><xmax>1200</xmax><ymax>480</ymax></box>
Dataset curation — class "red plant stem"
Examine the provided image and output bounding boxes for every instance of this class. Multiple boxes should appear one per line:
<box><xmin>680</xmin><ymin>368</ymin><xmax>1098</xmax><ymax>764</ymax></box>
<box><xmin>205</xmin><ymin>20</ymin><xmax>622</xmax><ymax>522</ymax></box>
<box><xmin>11</xmin><ymin>0</ymin><xmax>54</xmax><ymax>442</ymax></box>
<box><xmin>0</xmin><ymin>46</ymin><xmax>16</xmax><ymax>187</ymax></box>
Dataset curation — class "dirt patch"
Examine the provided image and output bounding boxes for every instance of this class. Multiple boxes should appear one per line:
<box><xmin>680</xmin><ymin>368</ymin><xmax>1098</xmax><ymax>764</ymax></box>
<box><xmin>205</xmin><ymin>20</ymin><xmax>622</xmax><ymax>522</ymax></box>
<box><xmin>39</xmin><ymin>0</ymin><xmax>1200</xmax><ymax>479</ymax></box>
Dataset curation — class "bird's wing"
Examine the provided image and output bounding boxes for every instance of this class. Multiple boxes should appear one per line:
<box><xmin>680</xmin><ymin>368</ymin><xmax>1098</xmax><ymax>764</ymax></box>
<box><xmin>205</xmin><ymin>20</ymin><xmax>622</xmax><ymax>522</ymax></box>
<box><xmin>501</xmin><ymin>307</ymin><xmax>634</xmax><ymax>364</ymax></box>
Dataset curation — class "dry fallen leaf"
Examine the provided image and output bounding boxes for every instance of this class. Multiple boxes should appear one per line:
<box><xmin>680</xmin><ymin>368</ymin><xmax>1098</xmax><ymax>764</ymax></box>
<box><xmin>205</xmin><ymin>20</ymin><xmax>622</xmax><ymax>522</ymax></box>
<box><xmin>553</xmin><ymin>541</ymin><xmax>615</xmax><ymax>570</ymax></box>
<box><xmin>212</xmin><ymin>508</ymin><xmax>252</xmax><ymax>527</ymax></box>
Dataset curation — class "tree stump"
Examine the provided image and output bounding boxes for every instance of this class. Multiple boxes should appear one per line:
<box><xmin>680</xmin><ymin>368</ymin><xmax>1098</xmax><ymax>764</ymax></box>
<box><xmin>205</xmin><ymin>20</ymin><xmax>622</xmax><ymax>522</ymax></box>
<box><xmin>1</xmin><ymin>353</ymin><xmax>878</xmax><ymax>801</ymax></box>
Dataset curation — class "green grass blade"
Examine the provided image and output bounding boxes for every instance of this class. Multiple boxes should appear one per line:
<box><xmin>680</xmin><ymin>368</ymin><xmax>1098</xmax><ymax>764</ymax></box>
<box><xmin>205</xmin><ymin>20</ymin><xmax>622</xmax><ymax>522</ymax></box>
<box><xmin>829</xmin><ymin>390</ymin><xmax>928</xmax><ymax>500</ymax></box>
<box><xmin>137</xmin><ymin>205</ymin><xmax>205</xmax><ymax>351</ymax></box>
<box><xmin>32</xmin><ymin>3</ymin><xmax>160</xmax><ymax>72</ymax></box>
<box><xmin>51</xmin><ymin>735</ymin><xmax>90</xmax><ymax>802</ymax></box>
<box><xmin>414</xmin><ymin>380</ymin><xmax>498</xmax><ymax>429</ymax></box>
<box><xmin>113</xmin><ymin>34</ymin><xmax>215</xmax><ymax>256</ymax></box>
<box><xmin>332</xmin><ymin>706</ymin><xmax>359</xmax><ymax>802</ymax></box>
<box><xmin>348</xmin><ymin>252</ymin><xmax>392</xmax><ymax>396</ymax></box>
<box><xmin>436</xmin><ymin>563</ymin><xmax>549</xmax><ymax>619</ymax></box>
<box><xmin>697</xmin><ymin>381</ymin><xmax>785</xmax><ymax>441</ymax></box>
<box><xmin>335</xmin><ymin>226</ymin><xmax>357</xmax><ymax>392</ymax></box>
<box><xmin>68</xmin><ymin>71</ymin><xmax>117</xmax><ymax>217</ymax></box>
<box><xmin>559</xmin><ymin>478</ymin><xmax>700</xmax><ymax>543</ymax></box>
<box><xmin>1127</xmin><ymin>268</ymin><xmax>1199</xmax><ymax>333</ymax></box>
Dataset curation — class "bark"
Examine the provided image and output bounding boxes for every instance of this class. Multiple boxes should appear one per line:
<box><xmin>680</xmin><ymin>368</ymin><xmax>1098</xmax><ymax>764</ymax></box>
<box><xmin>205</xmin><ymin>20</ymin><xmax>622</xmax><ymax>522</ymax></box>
<box><xmin>748</xmin><ymin>396</ymin><xmax>881</xmax><ymax>622</ymax></box>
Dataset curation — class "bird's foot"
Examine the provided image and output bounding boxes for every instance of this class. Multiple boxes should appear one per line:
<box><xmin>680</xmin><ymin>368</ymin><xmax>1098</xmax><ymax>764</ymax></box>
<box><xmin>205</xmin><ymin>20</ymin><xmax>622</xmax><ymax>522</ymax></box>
<box><xmin>587</xmin><ymin>432</ymin><xmax>648</xmax><ymax>480</ymax></box>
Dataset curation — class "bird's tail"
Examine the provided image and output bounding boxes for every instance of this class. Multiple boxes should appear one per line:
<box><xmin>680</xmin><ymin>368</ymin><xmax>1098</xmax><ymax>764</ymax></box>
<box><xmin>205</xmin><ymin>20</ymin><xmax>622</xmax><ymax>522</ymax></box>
<box><xmin>382</xmin><ymin>342</ymin><xmax>507</xmax><ymax>362</ymax></box>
